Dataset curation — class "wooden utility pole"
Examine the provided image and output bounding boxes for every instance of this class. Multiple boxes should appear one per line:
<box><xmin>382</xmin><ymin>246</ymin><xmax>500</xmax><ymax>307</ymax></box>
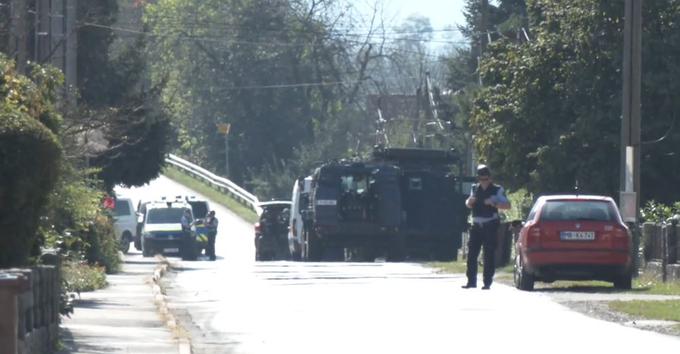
<box><xmin>620</xmin><ymin>0</ymin><xmax>642</xmax><ymax>223</ymax></box>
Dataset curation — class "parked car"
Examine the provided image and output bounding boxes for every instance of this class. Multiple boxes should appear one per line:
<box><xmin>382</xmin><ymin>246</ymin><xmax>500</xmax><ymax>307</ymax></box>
<box><xmin>112</xmin><ymin>197</ymin><xmax>136</xmax><ymax>254</ymax></box>
<box><xmin>141</xmin><ymin>200</ymin><xmax>198</xmax><ymax>260</ymax></box>
<box><xmin>255</xmin><ymin>201</ymin><xmax>292</xmax><ymax>261</ymax></box>
<box><xmin>288</xmin><ymin>176</ymin><xmax>312</xmax><ymax>261</ymax></box>
<box><xmin>514</xmin><ymin>195</ymin><xmax>633</xmax><ymax>291</ymax></box>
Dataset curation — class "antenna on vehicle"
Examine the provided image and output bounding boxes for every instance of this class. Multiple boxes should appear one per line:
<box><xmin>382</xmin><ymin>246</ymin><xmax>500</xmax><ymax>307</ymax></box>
<box><xmin>574</xmin><ymin>179</ymin><xmax>580</xmax><ymax>196</ymax></box>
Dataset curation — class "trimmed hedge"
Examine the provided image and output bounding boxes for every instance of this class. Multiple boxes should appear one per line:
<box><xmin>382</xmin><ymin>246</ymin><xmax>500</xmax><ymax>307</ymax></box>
<box><xmin>0</xmin><ymin>109</ymin><xmax>61</xmax><ymax>266</ymax></box>
<box><xmin>0</xmin><ymin>55</ymin><xmax>62</xmax><ymax>267</ymax></box>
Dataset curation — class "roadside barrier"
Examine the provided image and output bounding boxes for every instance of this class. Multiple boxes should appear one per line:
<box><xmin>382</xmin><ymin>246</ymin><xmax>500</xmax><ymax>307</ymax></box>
<box><xmin>165</xmin><ymin>154</ymin><xmax>262</xmax><ymax>215</ymax></box>
<box><xmin>0</xmin><ymin>254</ymin><xmax>60</xmax><ymax>354</ymax></box>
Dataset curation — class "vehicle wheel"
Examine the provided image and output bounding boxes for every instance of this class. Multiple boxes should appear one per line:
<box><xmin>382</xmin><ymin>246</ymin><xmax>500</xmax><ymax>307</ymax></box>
<box><xmin>387</xmin><ymin>235</ymin><xmax>406</xmax><ymax>262</ymax></box>
<box><xmin>142</xmin><ymin>239</ymin><xmax>152</xmax><ymax>257</ymax></box>
<box><xmin>304</xmin><ymin>230</ymin><xmax>323</xmax><ymax>262</ymax></box>
<box><xmin>434</xmin><ymin>238</ymin><xmax>458</xmax><ymax>262</ymax></box>
<box><xmin>181</xmin><ymin>238</ymin><xmax>198</xmax><ymax>261</ymax></box>
<box><xmin>120</xmin><ymin>232</ymin><xmax>132</xmax><ymax>254</ymax></box>
<box><xmin>613</xmin><ymin>273</ymin><xmax>633</xmax><ymax>290</ymax></box>
<box><xmin>291</xmin><ymin>243</ymin><xmax>302</xmax><ymax>261</ymax></box>
<box><xmin>514</xmin><ymin>255</ymin><xmax>534</xmax><ymax>291</ymax></box>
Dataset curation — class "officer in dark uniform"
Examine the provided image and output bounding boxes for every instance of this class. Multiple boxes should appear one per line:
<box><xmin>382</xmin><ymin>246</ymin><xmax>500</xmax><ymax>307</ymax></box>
<box><xmin>462</xmin><ymin>164</ymin><xmax>511</xmax><ymax>290</ymax></box>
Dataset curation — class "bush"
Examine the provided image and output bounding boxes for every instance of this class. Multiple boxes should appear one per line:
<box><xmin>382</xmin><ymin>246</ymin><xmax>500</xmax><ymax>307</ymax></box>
<box><xmin>83</xmin><ymin>214</ymin><xmax>121</xmax><ymax>274</ymax></box>
<box><xmin>0</xmin><ymin>108</ymin><xmax>62</xmax><ymax>266</ymax></box>
<box><xmin>62</xmin><ymin>261</ymin><xmax>108</xmax><ymax>293</ymax></box>
<box><xmin>0</xmin><ymin>55</ymin><xmax>63</xmax><ymax>267</ymax></box>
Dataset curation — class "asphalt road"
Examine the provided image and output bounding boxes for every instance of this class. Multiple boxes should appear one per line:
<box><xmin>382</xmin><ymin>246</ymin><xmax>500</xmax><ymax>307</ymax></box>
<box><xmin>118</xmin><ymin>176</ymin><xmax>680</xmax><ymax>354</ymax></box>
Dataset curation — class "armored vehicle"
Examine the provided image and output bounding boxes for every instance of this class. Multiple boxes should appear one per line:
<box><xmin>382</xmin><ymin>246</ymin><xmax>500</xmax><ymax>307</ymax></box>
<box><xmin>302</xmin><ymin>161</ymin><xmax>403</xmax><ymax>261</ymax></box>
<box><xmin>372</xmin><ymin>147</ymin><xmax>469</xmax><ymax>261</ymax></box>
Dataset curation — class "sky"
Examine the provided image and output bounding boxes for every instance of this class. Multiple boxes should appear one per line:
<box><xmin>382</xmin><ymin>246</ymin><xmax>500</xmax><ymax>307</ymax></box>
<box><xmin>356</xmin><ymin>0</ymin><xmax>469</xmax><ymax>49</ymax></box>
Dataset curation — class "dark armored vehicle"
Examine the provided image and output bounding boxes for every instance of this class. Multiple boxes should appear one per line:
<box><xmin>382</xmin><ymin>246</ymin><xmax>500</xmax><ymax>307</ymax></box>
<box><xmin>372</xmin><ymin>147</ymin><xmax>469</xmax><ymax>261</ymax></box>
<box><xmin>302</xmin><ymin>161</ymin><xmax>403</xmax><ymax>261</ymax></box>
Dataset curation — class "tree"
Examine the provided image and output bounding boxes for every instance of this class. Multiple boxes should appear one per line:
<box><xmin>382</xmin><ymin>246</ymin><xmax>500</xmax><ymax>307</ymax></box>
<box><xmin>469</xmin><ymin>0</ymin><xmax>680</xmax><ymax>203</ymax></box>
<box><xmin>144</xmin><ymin>0</ymin><xmax>375</xmax><ymax>196</ymax></box>
<box><xmin>75</xmin><ymin>0</ymin><xmax>173</xmax><ymax>188</ymax></box>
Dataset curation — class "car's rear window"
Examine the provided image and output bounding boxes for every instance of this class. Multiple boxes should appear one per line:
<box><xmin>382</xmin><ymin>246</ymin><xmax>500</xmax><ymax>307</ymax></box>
<box><xmin>540</xmin><ymin>200</ymin><xmax>617</xmax><ymax>222</ymax></box>
<box><xmin>147</xmin><ymin>208</ymin><xmax>186</xmax><ymax>224</ymax></box>
<box><xmin>114</xmin><ymin>199</ymin><xmax>131</xmax><ymax>217</ymax></box>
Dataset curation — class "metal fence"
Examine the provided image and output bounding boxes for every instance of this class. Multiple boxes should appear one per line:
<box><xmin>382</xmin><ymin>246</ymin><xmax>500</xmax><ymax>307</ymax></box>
<box><xmin>642</xmin><ymin>221</ymin><xmax>680</xmax><ymax>281</ymax></box>
<box><xmin>165</xmin><ymin>154</ymin><xmax>261</xmax><ymax>215</ymax></box>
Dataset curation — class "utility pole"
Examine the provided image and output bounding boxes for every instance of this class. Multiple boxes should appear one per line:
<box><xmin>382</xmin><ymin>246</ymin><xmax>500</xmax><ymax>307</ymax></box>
<box><xmin>217</xmin><ymin>123</ymin><xmax>231</xmax><ymax>178</ymax></box>
<box><xmin>8</xmin><ymin>0</ymin><xmax>28</xmax><ymax>72</ymax></box>
<box><xmin>620</xmin><ymin>0</ymin><xmax>642</xmax><ymax>223</ymax></box>
<box><xmin>65</xmin><ymin>0</ymin><xmax>77</xmax><ymax>103</ymax></box>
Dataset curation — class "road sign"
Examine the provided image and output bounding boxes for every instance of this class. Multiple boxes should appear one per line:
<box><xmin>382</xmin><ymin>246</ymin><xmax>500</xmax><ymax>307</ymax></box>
<box><xmin>217</xmin><ymin>123</ymin><xmax>231</xmax><ymax>135</ymax></box>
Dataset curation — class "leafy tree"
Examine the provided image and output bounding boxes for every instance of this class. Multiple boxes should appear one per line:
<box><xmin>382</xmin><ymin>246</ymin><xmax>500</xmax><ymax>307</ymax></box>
<box><xmin>76</xmin><ymin>0</ymin><xmax>173</xmax><ymax>189</ymax></box>
<box><xmin>145</xmin><ymin>0</ymin><xmax>370</xmax><ymax>194</ymax></box>
<box><xmin>469</xmin><ymin>0</ymin><xmax>680</xmax><ymax>204</ymax></box>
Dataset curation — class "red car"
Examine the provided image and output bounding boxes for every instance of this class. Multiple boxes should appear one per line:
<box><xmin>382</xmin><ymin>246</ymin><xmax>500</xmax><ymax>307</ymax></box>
<box><xmin>514</xmin><ymin>195</ymin><xmax>633</xmax><ymax>291</ymax></box>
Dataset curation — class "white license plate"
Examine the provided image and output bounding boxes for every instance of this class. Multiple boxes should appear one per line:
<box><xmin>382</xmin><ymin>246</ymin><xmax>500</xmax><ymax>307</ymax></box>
<box><xmin>163</xmin><ymin>248</ymin><xmax>180</xmax><ymax>253</ymax></box>
<box><xmin>560</xmin><ymin>231</ymin><xmax>595</xmax><ymax>241</ymax></box>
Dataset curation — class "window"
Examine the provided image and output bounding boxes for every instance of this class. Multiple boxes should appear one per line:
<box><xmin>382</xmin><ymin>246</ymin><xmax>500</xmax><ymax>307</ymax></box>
<box><xmin>146</xmin><ymin>208</ymin><xmax>187</xmax><ymax>224</ymax></box>
<box><xmin>114</xmin><ymin>200</ymin><xmax>131</xmax><ymax>217</ymax></box>
<box><xmin>540</xmin><ymin>201</ymin><xmax>615</xmax><ymax>222</ymax></box>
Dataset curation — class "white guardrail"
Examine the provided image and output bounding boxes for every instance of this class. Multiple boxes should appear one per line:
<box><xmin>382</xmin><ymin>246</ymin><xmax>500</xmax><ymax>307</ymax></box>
<box><xmin>165</xmin><ymin>154</ymin><xmax>262</xmax><ymax>215</ymax></box>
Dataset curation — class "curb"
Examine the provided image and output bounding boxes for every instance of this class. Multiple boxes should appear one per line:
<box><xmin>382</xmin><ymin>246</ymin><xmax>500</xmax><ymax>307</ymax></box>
<box><xmin>151</xmin><ymin>255</ymin><xmax>192</xmax><ymax>354</ymax></box>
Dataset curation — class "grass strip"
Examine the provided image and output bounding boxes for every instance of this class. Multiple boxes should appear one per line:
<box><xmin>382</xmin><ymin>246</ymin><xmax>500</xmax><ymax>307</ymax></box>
<box><xmin>609</xmin><ymin>300</ymin><xmax>680</xmax><ymax>322</ymax></box>
<box><xmin>163</xmin><ymin>165</ymin><xmax>258</xmax><ymax>223</ymax></box>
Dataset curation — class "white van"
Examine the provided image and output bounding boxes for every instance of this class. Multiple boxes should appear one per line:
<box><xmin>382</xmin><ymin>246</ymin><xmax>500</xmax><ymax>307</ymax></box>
<box><xmin>113</xmin><ymin>197</ymin><xmax>137</xmax><ymax>254</ymax></box>
<box><xmin>288</xmin><ymin>176</ymin><xmax>312</xmax><ymax>260</ymax></box>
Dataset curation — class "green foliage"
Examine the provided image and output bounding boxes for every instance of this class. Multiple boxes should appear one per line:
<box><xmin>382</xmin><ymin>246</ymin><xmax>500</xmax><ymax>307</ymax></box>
<box><xmin>0</xmin><ymin>55</ymin><xmax>63</xmax><ymax>267</ymax></box>
<box><xmin>145</xmin><ymin>0</ymin><xmax>371</xmax><ymax>193</ymax></box>
<box><xmin>40</xmin><ymin>165</ymin><xmax>121</xmax><ymax>274</ymax></box>
<box><xmin>640</xmin><ymin>200</ymin><xmax>680</xmax><ymax>224</ymax></box>
<box><xmin>502</xmin><ymin>188</ymin><xmax>533</xmax><ymax>221</ymax></box>
<box><xmin>62</xmin><ymin>261</ymin><xmax>108</xmax><ymax>293</ymax></box>
<box><xmin>467</xmin><ymin>0</ymin><xmax>680</xmax><ymax>204</ymax></box>
<box><xmin>83</xmin><ymin>214</ymin><xmax>121</xmax><ymax>274</ymax></box>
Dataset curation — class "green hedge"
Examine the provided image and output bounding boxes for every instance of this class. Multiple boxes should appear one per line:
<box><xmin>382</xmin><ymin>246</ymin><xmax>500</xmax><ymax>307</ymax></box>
<box><xmin>0</xmin><ymin>108</ymin><xmax>61</xmax><ymax>266</ymax></box>
<box><xmin>0</xmin><ymin>55</ymin><xmax>63</xmax><ymax>267</ymax></box>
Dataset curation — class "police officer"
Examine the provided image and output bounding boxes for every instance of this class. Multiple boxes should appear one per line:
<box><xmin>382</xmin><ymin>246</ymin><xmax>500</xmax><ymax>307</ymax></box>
<box><xmin>462</xmin><ymin>164</ymin><xmax>511</xmax><ymax>290</ymax></box>
<box><xmin>205</xmin><ymin>210</ymin><xmax>219</xmax><ymax>261</ymax></box>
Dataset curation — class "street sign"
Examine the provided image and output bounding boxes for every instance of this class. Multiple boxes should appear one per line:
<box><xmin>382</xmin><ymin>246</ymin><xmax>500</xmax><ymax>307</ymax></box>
<box><xmin>217</xmin><ymin>123</ymin><xmax>231</xmax><ymax>135</ymax></box>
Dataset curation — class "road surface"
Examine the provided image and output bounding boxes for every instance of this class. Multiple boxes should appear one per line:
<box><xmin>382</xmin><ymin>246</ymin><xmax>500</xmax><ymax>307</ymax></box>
<box><xmin>117</xmin><ymin>176</ymin><xmax>680</xmax><ymax>354</ymax></box>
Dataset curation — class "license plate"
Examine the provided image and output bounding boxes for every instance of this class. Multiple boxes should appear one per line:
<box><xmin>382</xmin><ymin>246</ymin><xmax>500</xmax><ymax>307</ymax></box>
<box><xmin>163</xmin><ymin>248</ymin><xmax>179</xmax><ymax>253</ymax></box>
<box><xmin>560</xmin><ymin>231</ymin><xmax>595</xmax><ymax>241</ymax></box>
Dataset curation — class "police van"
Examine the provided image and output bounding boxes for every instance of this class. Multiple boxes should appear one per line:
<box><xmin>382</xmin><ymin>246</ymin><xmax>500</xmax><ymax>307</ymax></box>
<box><xmin>140</xmin><ymin>200</ymin><xmax>198</xmax><ymax>260</ymax></box>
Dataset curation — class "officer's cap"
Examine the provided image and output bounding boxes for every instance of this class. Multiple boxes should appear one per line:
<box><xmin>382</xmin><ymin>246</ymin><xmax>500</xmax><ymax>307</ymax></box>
<box><xmin>476</xmin><ymin>164</ymin><xmax>491</xmax><ymax>176</ymax></box>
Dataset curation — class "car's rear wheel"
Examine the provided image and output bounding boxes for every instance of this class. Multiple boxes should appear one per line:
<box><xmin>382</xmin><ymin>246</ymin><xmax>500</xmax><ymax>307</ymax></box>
<box><xmin>514</xmin><ymin>255</ymin><xmax>534</xmax><ymax>291</ymax></box>
<box><xmin>120</xmin><ymin>232</ymin><xmax>132</xmax><ymax>254</ymax></box>
<box><xmin>613</xmin><ymin>272</ymin><xmax>633</xmax><ymax>290</ymax></box>
<box><xmin>304</xmin><ymin>230</ymin><xmax>323</xmax><ymax>262</ymax></box>
<box><xmin>142</xmin><ymin>239</ymin><xmax>152</xmax><ymax>257</ymax></box>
